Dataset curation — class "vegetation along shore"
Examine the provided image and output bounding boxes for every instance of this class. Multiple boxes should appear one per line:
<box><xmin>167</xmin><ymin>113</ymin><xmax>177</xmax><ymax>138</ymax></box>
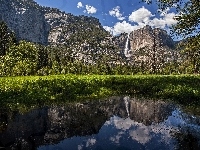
<box><xmin>0</xmin><ymin>74</ymin><xmax>200</xmax><ymax>109</ymax></box>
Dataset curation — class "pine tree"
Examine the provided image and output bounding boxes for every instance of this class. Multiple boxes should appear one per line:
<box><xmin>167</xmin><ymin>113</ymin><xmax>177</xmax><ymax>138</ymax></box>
<box><xmin>0</xmin><ymin>21</ymin><xmax>16</xmax><ymax>55</ymax></box>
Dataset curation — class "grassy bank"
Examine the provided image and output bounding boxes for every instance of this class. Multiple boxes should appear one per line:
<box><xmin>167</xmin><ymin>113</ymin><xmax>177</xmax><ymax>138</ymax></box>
<box><xmin>0</xmin><ymin>75</ymin><xmax>200</xmax><ymax>108</ymax></box>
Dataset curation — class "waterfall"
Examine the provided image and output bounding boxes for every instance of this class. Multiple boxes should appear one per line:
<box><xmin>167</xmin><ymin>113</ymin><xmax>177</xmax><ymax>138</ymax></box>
<box><xmin>123</xmin><ymin>96</ymin><xmax>130</xmax><ymax>117</ymax></box>
<box><xmin>124</xmin><ymin>34</ymin><xmax>131</xmax><ymax>57</ymax></box>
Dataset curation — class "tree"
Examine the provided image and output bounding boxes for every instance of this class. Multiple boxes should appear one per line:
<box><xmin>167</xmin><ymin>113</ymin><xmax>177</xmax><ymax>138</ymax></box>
<box><xmin>8</xmin><ymin>41</ymin><xmax>38</xmax><ymax>61</ymax></box>
<box><xmin>142</xmin><ymin>0</ymin><xmax>200</xmax><ymax>74</ymax></box>
<box><xmin>7</xmin><ymin>41</ymin><xmax>39</xmax><ymax>76</ymax></box>
<box><xmin>142</xmin><ymin>0</ymin><xmax>200</xmax><ymax>39</ymax></box>
<box><xmin>180</xmin><ymin>35</ymin><xmax>200</xmax><ymax>73</ymax></box>
<box><xmin>0</xmin><ymin>21</ymin><xmax>16</xmax><ymax>55</ymax></box>
<box><xmin>36</xmin><ymin>44</ymin><xmax>49</xmax><ymax>70</ymax></box>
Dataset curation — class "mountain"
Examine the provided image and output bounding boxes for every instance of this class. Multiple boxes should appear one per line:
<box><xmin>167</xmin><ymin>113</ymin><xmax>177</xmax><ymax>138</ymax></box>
<box><xmin>0</xmin><ymin>0</ymin><xmax>111</xmax><ymax>46</ymax></box>
<box><xmin>0</xmin><ymin>0</ymin><xmax>181</xmax><ymax>74</ymax></box>
<box><xmin>0</xmin><ymin>0</ymin><xmax>177</xmax><ymax>49</ymax></box>
<box><xmin>0</xmin><ymin>0</ymin><xmax>121</xmax><ymax>68</ymax></box>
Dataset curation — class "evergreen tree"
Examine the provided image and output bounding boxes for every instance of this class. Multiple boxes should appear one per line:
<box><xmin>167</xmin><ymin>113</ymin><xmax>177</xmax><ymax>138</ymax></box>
<box><xmin>0</xmin><ymin>21</ymin><xmax>16</xmax><ymax>55</ymax></box>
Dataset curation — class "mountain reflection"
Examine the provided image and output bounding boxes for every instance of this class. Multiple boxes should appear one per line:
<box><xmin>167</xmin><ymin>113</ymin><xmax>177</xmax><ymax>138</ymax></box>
<box><xmin>129</xmin><ymin>98</ymin><xmax>173</xmax><ymax>125</ymax></box>
<box><xmin>0</xmin><ymin>96</ymin><xmax>200</xmax><ymax>150</ymax></box>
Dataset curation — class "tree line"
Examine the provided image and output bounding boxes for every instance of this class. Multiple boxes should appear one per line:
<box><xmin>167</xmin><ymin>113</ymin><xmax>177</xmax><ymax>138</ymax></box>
<box><xmin>0</xmin><ymin>18</ymin><xmax>199</xmax><ymax>76</ymax></box>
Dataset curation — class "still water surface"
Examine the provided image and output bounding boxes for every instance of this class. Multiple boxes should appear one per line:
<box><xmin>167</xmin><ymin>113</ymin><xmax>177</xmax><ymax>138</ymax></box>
<box><xmin>0</xmin><ymin>96</ymin><xmax>200</xmax><ymax>150</ymax></box>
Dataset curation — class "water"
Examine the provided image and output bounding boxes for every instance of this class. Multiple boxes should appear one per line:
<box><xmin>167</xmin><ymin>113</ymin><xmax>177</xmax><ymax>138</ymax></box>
<box><xmin>124</xmin><ymin>34</ymin><xmax>131</xmax><ymax>58</ymax></box>
<box><xmin>0</xmin><ymin>96</ymin><xmax>200</xmax><ymax>150</ymax></box>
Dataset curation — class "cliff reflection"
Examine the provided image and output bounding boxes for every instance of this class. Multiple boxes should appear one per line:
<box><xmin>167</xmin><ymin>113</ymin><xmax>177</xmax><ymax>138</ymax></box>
<box><xmin>0</xmin><ymin>96</ymin><xmax>199</xmax><ymax>150</ymax></box>
<box><xmin>129</xmin><ymin>98</ymin><xmax>173</xmax><ymax>125</ymax></box>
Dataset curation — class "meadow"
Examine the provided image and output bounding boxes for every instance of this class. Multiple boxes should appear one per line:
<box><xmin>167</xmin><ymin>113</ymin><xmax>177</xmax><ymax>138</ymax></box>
<box><xmin>0</xmin><ymin>74</ymin><xmax>200</xmax><ymax>110</ymax></box>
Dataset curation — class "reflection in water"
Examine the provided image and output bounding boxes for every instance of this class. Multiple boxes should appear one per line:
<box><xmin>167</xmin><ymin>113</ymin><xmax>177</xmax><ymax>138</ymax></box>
<box><xmin>129</xmin><ymin>98</ymin><xmax>174</xmax><ymax>125</ymax></box>
<box><xmin>0</xmin><ymin>96</ymin><xmax>200</xmax><ymax>150</ymax></box>
<box><xmin>123</xmin><ymin>96</ymin><xmax>130</xmax><ymax>117</ymax></box>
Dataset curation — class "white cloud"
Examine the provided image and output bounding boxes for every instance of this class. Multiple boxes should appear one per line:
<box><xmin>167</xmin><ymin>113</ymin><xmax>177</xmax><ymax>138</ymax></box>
<box><xmin>163</xmin><ymin>12</ymin><xmax>177</xmax><ymax>26</ymax></box>
<box><xmin>112</xmin><ymin>21</ymin><xmax>137</xmax><ymax>35</ymax></box>
<box><xmin>128</xmin><ymin>7</ymin><xmax>177</xmax><ymax>28</ymax></box>
<box><xmin>77</xmin><ymin>2</ymin><xmax>83</xmax><ymax>8</ymax></box>
<box><xmin>112</xmin><ymin>116</ymin><xmax>133</xmax><ymax>130</ymax></box>
<box><xmin>109</xmin><ymin>134</ymin><xmax>122</xmax><ymax>144</ymax></box>
<box><xmin>103</xmin><ymin>26</ymin><xmax>114</xmax><ymax>34</ymax></box>
<box><xmin>103</xmin><ymin>21</ymin><xmax>143</xmax><ymax>36</ymax></box>
<box><xmin>86</xmin><ymin>138</ymin><xmax>96</xmax><ymax>147</ymax></box>
<box><xmin>149</xmin><ymin>18</ymin><xmax>166</xmax><ymax>28</ymax></box>
<box><xmin>129</xmin><ymin>6</ymin><xmax>153</xmax><ymax>23</ymax></box>
<box><xmin>109</xmin><ymin>6</ymin><xmax>125</xmax><ymax>20</ymax></box>
<box><xmin>78</xmin><ymin>144</ymin><xmax>83</xmax><ymax>150</ymax></box>
<box><xmin>104</xmin><ymin>7</ymin><xmax>177</xmax><ymax>36</ymax></box>
<box><xmin>129</xmin><ymin>127</ymin><xmax>151</xmax><ymax>144</ymax></box>
<box><xmin>84</xmin><ymin>5</ymin><xmax>97</xmax><ymax>14</ymax></box>
<box><xmin>148</xmin><ymin>12</ymin><xmax>177</xmax><ymax>28</ymax></box>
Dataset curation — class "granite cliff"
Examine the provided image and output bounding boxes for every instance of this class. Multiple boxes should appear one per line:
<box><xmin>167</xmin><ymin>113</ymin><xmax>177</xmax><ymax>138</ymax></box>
<box><xmin>0</xmin><ymin>0</ymin><xmax>110</xmax><ymax>46</ymax></box>
<box><xmin>114</xmin><ymin>25</ymin><xmax>176</xmax><ymax>55</ymax></box>
<box><xmin>0</xmin><ymin>0</ymin><xmax>50</xmax><ymax>44</ymax></box>
<box><xmin>112</xmin><ymin>26</ymin><xmax>179</xmax><ymax>72</ymax></box>
<box><xmin>129</xmin><ymin>25</ymin><xmax>175</xmax><ymax>50</ymax></box>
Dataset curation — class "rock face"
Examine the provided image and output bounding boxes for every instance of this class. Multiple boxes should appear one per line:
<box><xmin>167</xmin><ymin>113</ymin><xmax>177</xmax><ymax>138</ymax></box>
<box><xmin>0</xmin><ymin>0</ymin><xmax>50</xmax><ymax>45</ymax></box>
<box><xmin>112</xmin><ymin>25</ymin><xmax>176</xmax><ymax>54</ymax></box>
<box><xmin>112</xmin><ymin>26</ymin><xmax>179</xmax><ymax>72</ymax></box>
<box><xmin>111</xmin><ymin>25</ymin><xmax>178</xmax><ymax>64</ymax></box>
<box><xmin>0</xmin><ymin>0</ymin><xmax>107</xmax><ymax>45</ymax></box>
<box><xmin>129</xmin><ymin>25</ymin><xmax>175</xmax><ymax>51</ymax></box>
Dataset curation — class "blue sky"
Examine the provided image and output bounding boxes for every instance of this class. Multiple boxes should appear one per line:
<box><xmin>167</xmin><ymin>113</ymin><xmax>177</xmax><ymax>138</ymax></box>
<box><xmin>34</xmin><ymin>0</ymin><xmax>178</xmax><ymax>37</ymax></box>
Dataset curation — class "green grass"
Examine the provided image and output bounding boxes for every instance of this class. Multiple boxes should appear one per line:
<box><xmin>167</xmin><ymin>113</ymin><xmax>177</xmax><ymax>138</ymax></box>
<box><xmin>0</xmin><ymin>74</ymin><xmax>200</xmax><ymax>109</ymax></box>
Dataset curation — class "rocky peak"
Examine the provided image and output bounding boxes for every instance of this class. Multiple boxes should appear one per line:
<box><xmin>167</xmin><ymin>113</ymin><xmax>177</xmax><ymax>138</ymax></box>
<box><xmin>129</xmin><ymin>25</ymin><xmax>175</xmax><ymax>51</ymax></box>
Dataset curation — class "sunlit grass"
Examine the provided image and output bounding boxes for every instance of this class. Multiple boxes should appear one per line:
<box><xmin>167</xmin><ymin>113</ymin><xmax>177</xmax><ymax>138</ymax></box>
<box><xmin>0</xmin><ymin>74</ymin><xmax>200</xmax><ymax>110</ymax></box>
